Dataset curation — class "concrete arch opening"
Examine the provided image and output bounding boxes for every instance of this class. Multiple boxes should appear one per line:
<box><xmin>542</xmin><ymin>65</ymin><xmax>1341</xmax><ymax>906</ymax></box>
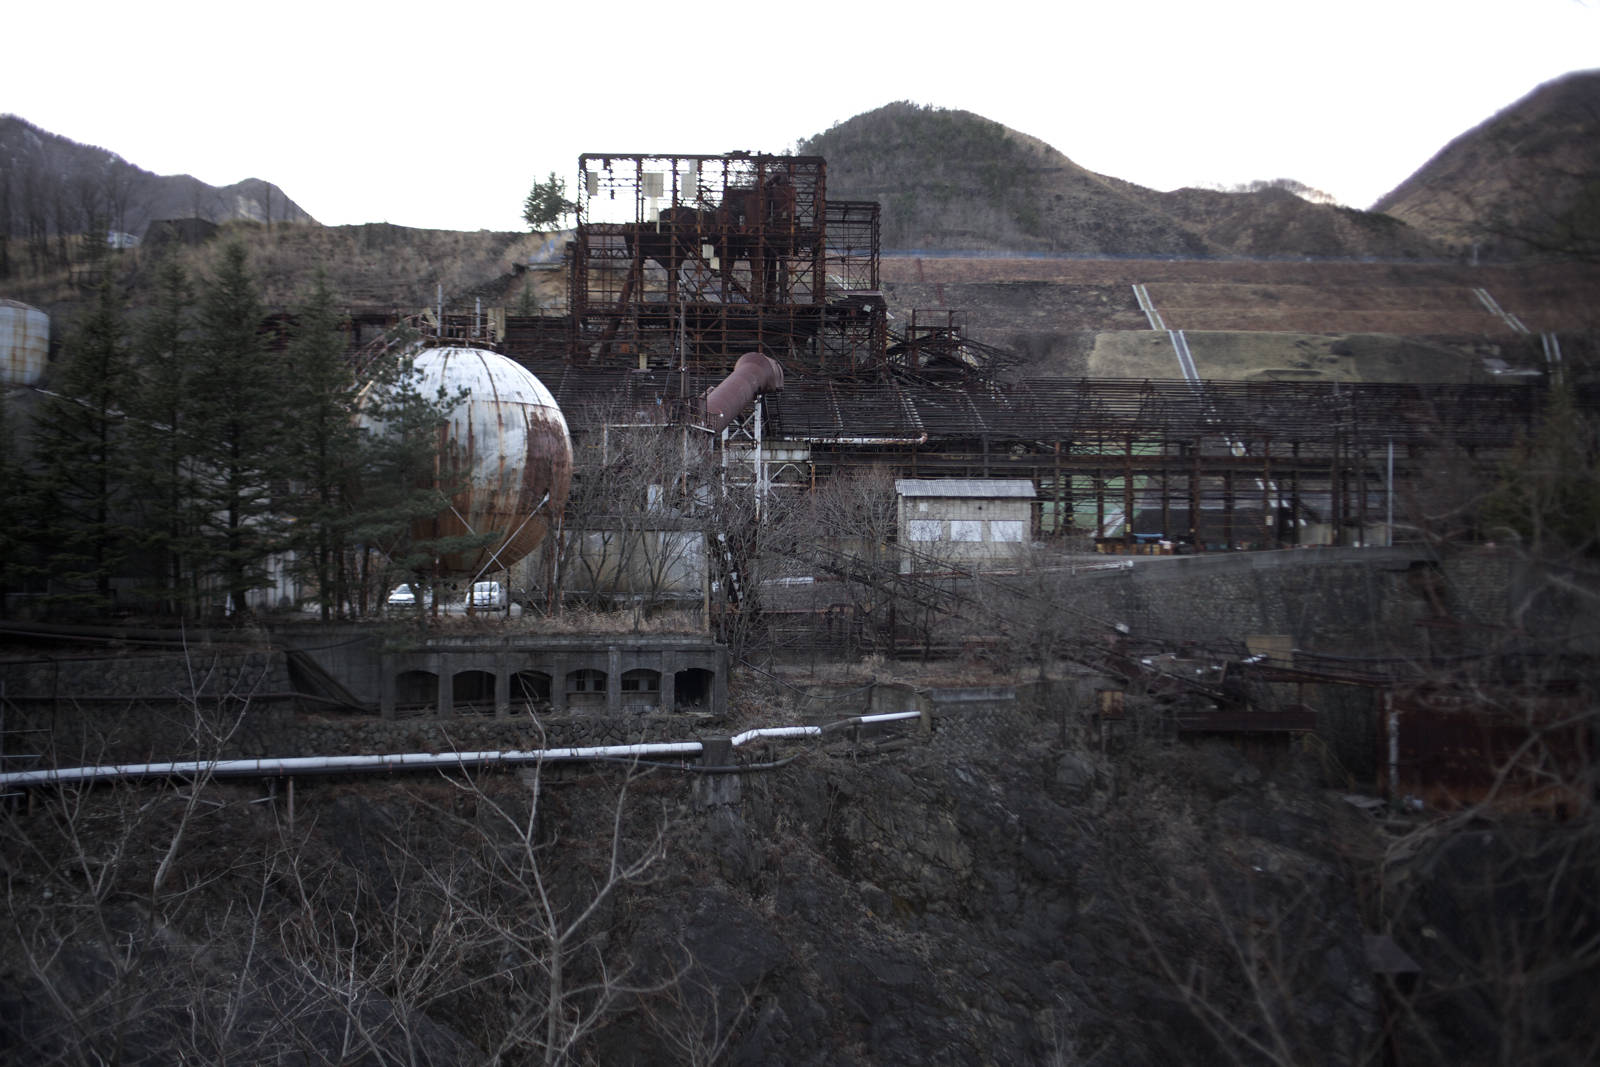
<box><xmin>566</xmin><ymin>668</ymin><xmax>607</xmax><ymax>709</ymax></box>
<box><xmin>395</xmin><ymin>670</ymin><xmax>439</xmax><ymax>715</ymax></box>
<box><xmin>674</xmin><ymin>668</ymin><xmax>714</xmax><ymax>711</ymax></box>
<box><xmin>453</xmin><ymin>670</ymin><xmax>497</xmax><ymax>714</ymax></box>
<box><xmin>620</xmin><ymin>668</ymin><xmax>661</xmax><ymax>709</ymax></box>
<box><xmin>512</xmin><ymin>670</ymin><xmax>552</xmax><ymax>706</ymax></box>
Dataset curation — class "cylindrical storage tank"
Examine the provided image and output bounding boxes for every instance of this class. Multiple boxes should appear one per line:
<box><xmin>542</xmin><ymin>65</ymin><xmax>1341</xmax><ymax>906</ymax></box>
<box><xmin>366</xmin><ymin>346</ymin><xmax>572</xmax><ymax>578</ymax></box>
<box><xmin>1</xmin><ymin>299</ymin><xmax>49</xmax><ymax>386</ymax></box>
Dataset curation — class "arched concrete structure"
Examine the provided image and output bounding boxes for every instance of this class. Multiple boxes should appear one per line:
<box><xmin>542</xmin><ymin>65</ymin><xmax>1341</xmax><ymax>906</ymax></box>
<box><xmin>566</xmin><ymin>668</ymin><xmax>608</xmax><ymax>710</ymax></box>
<box><xmin>452</xmin><ymin>670</ymin><xmax>497</xmax><ymax>713</ymax></box>
<box><xmin>620</xmin><ymin>668</ymin><xmax>662</xmax><ymax>710</ymax></box>
<box><xmin>395</xmin><ymin>670</ymin><xmax>439</xmax><ymax>713</ymax></box>
<box><xmin>674</xmin><ymin>667</ymin><xmax>715</xmax><ymax>711</ymax></box>
<box><xmin>512</xmin><ymin>670</ymin><xmax>553</xmax><ymax>706</ymax></box>
<box><xmin>281</xmin><ymin>632</ymin><xmax>725</xmax><ymax>720</ymax></box>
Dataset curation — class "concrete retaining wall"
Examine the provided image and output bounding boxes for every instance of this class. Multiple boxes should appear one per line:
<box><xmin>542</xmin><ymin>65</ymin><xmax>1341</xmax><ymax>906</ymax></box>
<box><xmin>1065</xmin><ymin>546</ymin><xmax>1518</xmax><ymax>657</ymax></box>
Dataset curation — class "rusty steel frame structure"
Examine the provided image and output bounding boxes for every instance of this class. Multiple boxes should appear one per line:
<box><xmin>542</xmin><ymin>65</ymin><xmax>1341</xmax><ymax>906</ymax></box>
<box><xmin>774</xmin><ymin>377</ymin><xmax>1550</xmax><ymax>547</ymax></box>
<box><xmin>519</xmin><ymin>359</ymin><xmax>1568</xmax><ymax>549</ymax></box>
<box><xmin>564</xmin><ymin>153</ymin><xmax>885</xmax><ymax>378</ymax></box>
<box><xmin>482</xmin><ymin>150</ymin><xmax>1591</xmax><ymax>553</ymax></box>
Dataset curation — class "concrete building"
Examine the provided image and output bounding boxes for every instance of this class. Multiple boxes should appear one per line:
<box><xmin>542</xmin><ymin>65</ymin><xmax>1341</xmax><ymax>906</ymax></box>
<box><xmin>895</xmin><ymin>479</ymin><xmax>1035</xmax><ymax>571</ymax></box>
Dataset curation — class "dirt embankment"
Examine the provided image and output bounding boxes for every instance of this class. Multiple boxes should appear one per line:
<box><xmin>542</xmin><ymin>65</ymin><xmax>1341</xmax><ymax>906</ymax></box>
<box><xmin>881</xmin><ymin>256</ymin><xmax>1600</xmax><ymax>383</ymax></box>
<box><xmin>0</xmin><ymin>703</ymin><xmax>1391</xmax><ymax>1066</ymax></box>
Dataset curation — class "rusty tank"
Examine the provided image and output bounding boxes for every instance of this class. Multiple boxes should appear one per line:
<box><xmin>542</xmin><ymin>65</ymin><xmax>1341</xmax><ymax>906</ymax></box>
<box><xmin>367</xmin><ymin>346</ymin><xmax>572</xmax><ymax>578</ymax></box>
<box><xmin>1</xmin><ymin>299</ymin><xmax>49</xmax><ymax>386</ymax></box>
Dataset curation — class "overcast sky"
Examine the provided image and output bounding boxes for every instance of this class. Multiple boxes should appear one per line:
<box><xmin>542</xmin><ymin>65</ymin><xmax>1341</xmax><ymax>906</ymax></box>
<box><xmin>5</xmin><ymin>0</ymin><xmax>1596</xmax><ymax>232</ymax></box>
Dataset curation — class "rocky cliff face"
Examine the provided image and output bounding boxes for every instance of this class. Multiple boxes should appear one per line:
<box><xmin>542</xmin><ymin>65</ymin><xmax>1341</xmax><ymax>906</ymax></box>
<box><xmin>603</xmin><ymin>708</ymin><xmax>1380</xmax><ymax>1065</ymax></box>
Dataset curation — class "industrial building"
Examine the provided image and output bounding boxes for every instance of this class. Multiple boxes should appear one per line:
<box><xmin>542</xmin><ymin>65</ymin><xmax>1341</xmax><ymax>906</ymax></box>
<box><xmin>419</xmin><ymin>151</ymin><xmax>1551</xmax><ymax>559</ymax></box>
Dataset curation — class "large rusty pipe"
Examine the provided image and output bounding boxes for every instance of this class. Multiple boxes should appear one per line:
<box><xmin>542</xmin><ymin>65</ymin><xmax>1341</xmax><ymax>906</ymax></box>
<box><xmin>698</xmin><ymin>351</ymin><xmax>784</xmax><ymax>432</ymax></box>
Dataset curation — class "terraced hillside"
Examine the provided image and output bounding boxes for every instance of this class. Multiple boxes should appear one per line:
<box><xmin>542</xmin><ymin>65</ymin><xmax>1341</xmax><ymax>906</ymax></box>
<box><xmin>881</xmin><ymin>256</ymin><xmax>1600</xmax><ymax>383</ymax></box>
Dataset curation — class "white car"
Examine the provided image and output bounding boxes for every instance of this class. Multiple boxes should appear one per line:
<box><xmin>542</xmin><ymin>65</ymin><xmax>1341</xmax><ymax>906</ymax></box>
<box><xmin>466</xmin><ymin>581</ymin><xmax>507</xmax><ymax>610</ymax></box>
<box><xmin>387</xmin><ymin>583</ymin><xmax>433</xmax><ymax>608</ymax></box>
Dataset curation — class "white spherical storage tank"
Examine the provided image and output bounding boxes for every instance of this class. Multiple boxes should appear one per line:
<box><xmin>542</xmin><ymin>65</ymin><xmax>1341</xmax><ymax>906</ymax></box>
<box><xmin>370</xmin><ymin>346</ymin><xmax>572</xmax><ymax>578</ymax></box>
<box><xmin>1</xmin><ymin>299</ymin><xmax>50</xmax><ymax>386</ymax></box>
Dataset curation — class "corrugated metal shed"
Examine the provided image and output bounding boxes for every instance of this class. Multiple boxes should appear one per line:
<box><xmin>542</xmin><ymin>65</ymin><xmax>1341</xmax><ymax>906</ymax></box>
<box><xmin>895</xmin><ymin>479</ymin><xmax>1035</xmax><ymax>498</ymax></box>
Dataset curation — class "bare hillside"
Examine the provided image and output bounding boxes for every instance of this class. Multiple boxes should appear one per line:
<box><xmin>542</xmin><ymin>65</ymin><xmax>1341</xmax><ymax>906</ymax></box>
<box><xmin>802</xmin><ymin>102</ymin><xmax>1445</xmax><ymax>259</ymax></box>
<box><xmin>882</xmin><ymin>255</ymin><xmax>1600</xmax><ymax>384</ymax></box>
<box><xmin>1373</xmin><ymin>69</ymin><xmax>1600</xmax><ymax>260</ymax></box>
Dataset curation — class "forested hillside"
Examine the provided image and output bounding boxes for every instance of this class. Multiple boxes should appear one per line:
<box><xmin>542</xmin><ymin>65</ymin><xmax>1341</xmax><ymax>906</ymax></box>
<box><xmin>0</xmin><ymin>114</ymin><xmax>312</xmax><ymax>279</ymax></box>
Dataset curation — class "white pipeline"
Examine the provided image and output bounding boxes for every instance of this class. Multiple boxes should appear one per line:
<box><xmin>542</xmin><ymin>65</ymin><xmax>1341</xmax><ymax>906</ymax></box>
<box><xmin>0</xmin><ymin>713</ymin><xmax>924</xmax><ymax>789</ymax></box>
<box><xmin>731</xmin><ymin>711</ymin><xmax>922</xmax><ymax>747</ymax></box>
<box><xmin>0</xmin><ymin>743</ymin><xmax>706</xmax><ymax>788</ymax></box>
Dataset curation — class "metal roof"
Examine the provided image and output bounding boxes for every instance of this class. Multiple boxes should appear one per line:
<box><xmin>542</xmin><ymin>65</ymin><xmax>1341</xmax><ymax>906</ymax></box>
<box><xmin>895</xmin><ymin>479</ymin><xmax>1036</xmax><ymax>498</ymax></box>
<box><xmin>514</xmin><ymin>361</ymin><xmax>1576</xmax><ymax>451</ymax></box>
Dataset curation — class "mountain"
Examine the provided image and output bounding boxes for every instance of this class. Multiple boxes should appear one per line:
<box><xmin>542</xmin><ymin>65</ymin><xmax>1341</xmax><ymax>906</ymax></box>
<box><xmin>0</xmin><ymin>114</ymin><xmax>315</xmax><ymax>242</ymax></box>
<box><xmin>800</xmin><ymin>102</ymin><xmax>1444</xmax><ymax>260</ymax></box>
<box><xmin>1372</xmin><ymin>69</ymin><xmax>1600</xmax><ymax>260</ymax></box>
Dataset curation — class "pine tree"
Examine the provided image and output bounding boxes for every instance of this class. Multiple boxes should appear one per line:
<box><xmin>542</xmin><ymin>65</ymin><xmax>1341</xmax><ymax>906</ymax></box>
<box><xmin>1481</xmin><ymin>385</ymin><xmax>1600</xmax><ymax>562</ymax></box>
<box><xmin>349</xmin><ymin>350</ymin><xmax>486</xmax><ymax>618</ymax></box>
<box><xmin>31</xmin><ymin>275</ymin><xmax>135</xmax><ymax>612</ymax></box>
<box><xmin>280</xmin><ymin>273</ymin><xmax>364</xmax><ymax>619</ymax></box>
<box><xmin>523</xmin><ymin>172</ymin><xmax>574</xmax><ymax>232</ymax></box>
<box><xmin>127</xmin><ymin>252</ymin><xmax>198</xmax><ymax>615</ymax></box>
<box><xmin>187</xmin><ymin>242</ymin><xmax>288</xmax><ymax>616</ymax></box>
<box><xmin>0</xmin><ymin>387</ymin><xmax>31</xmax><ymax>615</ymax></box>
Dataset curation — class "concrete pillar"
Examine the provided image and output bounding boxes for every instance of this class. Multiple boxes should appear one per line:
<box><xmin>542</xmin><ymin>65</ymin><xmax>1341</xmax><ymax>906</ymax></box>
<box><xmin>607</xmin><ymin>646</ymin><xmax>622</xmax><ymax>715</ymax></box>
<box><xmin>693</xmin><ymin>738</ymin><xmax>740</xmax><ymax>807</ymax></box>
<box><xmin>495</xmin><ymin>655</ymin><xmax>510</xmax><ymax>718</ymax></box>
<box><xmin>551</xmin><ymin>655</ymin><xmax>568</xmax><ymax>713</ymax></box>
<box><xmin>437</xmin><ymin>654</ymin><xmax>453</xmax><ymax>716</ymax></box>
<box><xmin>380</xmin><ymin>653</ymin><xmax>396</xmax><ymax>720</ymax></box>
<box><xmin>661</xmin><ymin>657</ymin><xmax>677</xmax><ymax>714</ymax></box>
<box><xmin>714</xmin><ymin>647</ymin><xmax>730</xmax><ymax>716</ymax></box>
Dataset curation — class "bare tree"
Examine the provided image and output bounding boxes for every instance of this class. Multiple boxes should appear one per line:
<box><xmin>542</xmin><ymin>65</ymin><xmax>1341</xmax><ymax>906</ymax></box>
<box><xmin>639</xmin><ymin>944</ymin><xmax>757</xmax><ymax>1067</ymax></box>
<box><xmin>253</xmin><ymin>746</ymin><xmax>675</xmax><ymax>1066</ymax></box>
<box><xmin>766</xmin><ymin>464</ymin><xmax>902</xmax><ymax>657</ymax></box>
<box><xmin>551</xmin><ymin>417</ymin><xmax>718</xmax><ymax>625</ymax></box>
<box><xmin>0</xmin><ymin>658</ymin><xmax>262</xmax><ymax>1064</ymax></box>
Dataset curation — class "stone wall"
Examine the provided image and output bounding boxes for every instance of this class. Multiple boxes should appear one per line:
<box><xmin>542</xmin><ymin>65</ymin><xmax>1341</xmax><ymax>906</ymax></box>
<box><xmin>0</xmin><ymin>635</ymin><xmax>733</xmax><ymax>764</ymax></box>
<box><xmin>1065</xmin><ymin>546</ymin><xmax>1516</xmax><ymax>657</ymax></box>
<box><xmin>0</xmin><ymin>548</ymin><xmax>1541</xmax><ymax>776</ymax></box>
<box><xmin>1</xmin><ymin>646</ymin><xmax>291</xmax><ymax>702</ymax></box>
<box><xmin>0</xmin><ymin>645</ymin><xmax>297</xmax><ymax>763</ymax></box>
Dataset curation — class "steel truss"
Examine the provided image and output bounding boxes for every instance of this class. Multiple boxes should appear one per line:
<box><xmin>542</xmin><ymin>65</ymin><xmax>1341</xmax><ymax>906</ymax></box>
<box><xmin>524</xmin><ymin>364</ymin><xmax>1571</xmax><ymax>548</ymax></box>
<box><xmin>565</xmin><ymin>153</ymin><xmax>886</xmax><ymax>377</ymax></box>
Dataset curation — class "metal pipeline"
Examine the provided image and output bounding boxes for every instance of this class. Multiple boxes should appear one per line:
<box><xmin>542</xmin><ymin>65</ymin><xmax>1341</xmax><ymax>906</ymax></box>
<box><xmin>0</xmin><ymin>713</ymin><xmax>924</xmax><ymax>790</ymax></box>
<box><xmin>0</xmin><ymin>743</ymin><xmax>706</xmax><ymax>788</ymax></box>
<box><xmin>801</xmin><ymin>434</ymin><xmax>929</xmax><ymax>446</ymax></box>
<box><xmin>698</xmin><ymin>352</ymin><xmax>784</xmax><ymax>432</ymax></box>
<box><xmin>730</xmin><ymin>711</ymin><xmax>922</xmax><ymax>747</ymax></box>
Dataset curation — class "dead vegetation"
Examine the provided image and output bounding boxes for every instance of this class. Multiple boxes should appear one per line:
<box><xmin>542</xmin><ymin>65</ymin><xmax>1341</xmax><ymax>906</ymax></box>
<box><xmin>3</xmin><ymin>222</ymin><xmax>560</xmax><ymax>316</ymax></box>
<box><xmin>174</xmin><ymin>222</ymin><xmax>554</xmax><ymax>308</ymax></box>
